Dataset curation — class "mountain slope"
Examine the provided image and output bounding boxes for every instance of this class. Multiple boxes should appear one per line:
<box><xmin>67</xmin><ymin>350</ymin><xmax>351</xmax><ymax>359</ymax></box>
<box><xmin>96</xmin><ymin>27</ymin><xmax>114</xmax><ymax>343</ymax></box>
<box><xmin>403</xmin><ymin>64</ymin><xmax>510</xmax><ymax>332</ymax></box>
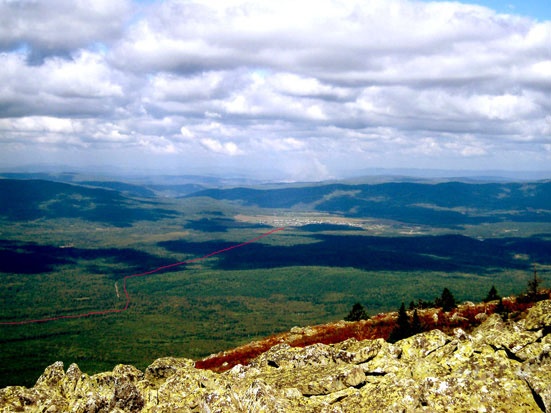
<box><xmin>2</xmin><ymin>298</ymin><xmax>550</xmax><ymax>412</ymax></box>
<box><xmin>0</xmin><ymin>179</ymin><xmax>177</xmax><ymax>227</ymax></box>
<box><xmin>186</xmin><ymin>181</ymin><xmax>551</xmax><ymax>227</ymax></box>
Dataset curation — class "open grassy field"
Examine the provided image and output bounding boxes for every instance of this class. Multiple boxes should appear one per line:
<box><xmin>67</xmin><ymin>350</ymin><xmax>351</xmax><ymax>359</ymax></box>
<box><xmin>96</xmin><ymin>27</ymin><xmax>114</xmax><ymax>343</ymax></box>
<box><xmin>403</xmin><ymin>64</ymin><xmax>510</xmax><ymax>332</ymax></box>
<box><xmin>1</xmin><ymin>177</ymin><xmax>550</xmax><ymax>387</ymax></box>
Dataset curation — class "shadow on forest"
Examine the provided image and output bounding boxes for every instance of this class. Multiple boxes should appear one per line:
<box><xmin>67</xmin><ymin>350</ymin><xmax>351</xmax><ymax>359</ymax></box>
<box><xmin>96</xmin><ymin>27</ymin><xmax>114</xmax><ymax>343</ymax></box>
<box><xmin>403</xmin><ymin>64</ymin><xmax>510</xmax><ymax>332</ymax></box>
<box><xmin>159</xmin><ymin>234</ymin><xmax>551</xmax><ymax>274</ymax></box>
<box><xmin>0</xmin><ymin>240</ymin><xmax>174</xmax><ymax>279</ymax></box>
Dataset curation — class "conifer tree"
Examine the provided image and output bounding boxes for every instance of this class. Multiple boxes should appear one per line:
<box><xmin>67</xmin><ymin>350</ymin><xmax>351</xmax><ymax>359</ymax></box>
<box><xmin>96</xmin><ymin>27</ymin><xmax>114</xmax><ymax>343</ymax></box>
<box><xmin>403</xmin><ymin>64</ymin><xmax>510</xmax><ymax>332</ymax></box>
<box><xmin>411</xmin><ymin>309</ymin><xmax>423</xmax><ymax>335</ymax></box>
<box><xmin>527</xmin><ymin>270</ymin><xmax>542</xmax><ymax>299</ymax></box>
<box><xmin>439</xmin><ymin>288</ymin><xmax>456</xmax><ymax>312</ymax></box>
<box><xmin>389</xmin><ymin>302</ymin><xmax>411</xmax><ymax>343</ymax></box>
<box><xmin>495</xmin><ymin>298</ymin><xmax>509</xmax><ymax>321</ymax></box>
<box><xmin>484</xmin><ymin>285</ymin><xmax>500</xmax><ymax>302</ymax></box>
<box><xmin>344</xmin><ymin>302</ymin><xmax>368</xmax><ymax>321</ymax></box>
<box><xmin>519</xmin><ymin>265</ymin><xmax>545</xmax><ymax>303</ymax></box>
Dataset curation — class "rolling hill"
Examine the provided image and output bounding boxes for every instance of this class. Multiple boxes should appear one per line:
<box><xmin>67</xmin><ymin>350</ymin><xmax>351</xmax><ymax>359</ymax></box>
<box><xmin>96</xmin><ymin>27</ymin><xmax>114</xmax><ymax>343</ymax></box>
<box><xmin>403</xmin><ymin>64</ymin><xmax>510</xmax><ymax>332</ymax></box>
<box><xmin>0</xmin><ymin>179</ymin><xmax>177</xmax><ymax>227</ymax></box>
<box><xmin>185</xmin><ymin>181</ymin><xmax>551</xmax><ymax>227</ymax></box>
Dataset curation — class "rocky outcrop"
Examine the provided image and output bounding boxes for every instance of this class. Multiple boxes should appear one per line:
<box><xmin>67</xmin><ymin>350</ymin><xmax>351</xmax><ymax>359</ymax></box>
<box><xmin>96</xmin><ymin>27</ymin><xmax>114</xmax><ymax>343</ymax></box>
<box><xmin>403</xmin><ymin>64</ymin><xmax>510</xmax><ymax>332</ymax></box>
<box><xmin>2</xmin><ymin>300</ymin><xmax>551</xmax><ymax>412</ymax></box>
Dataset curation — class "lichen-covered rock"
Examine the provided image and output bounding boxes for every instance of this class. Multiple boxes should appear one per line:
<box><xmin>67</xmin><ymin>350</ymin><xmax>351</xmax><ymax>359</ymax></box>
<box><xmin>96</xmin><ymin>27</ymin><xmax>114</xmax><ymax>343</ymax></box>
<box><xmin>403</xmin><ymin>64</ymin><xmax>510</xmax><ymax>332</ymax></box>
<box><xmin>144</xmin><ymin>357</ymin><xmax>195</xmax><ymax>383</ymax></box>
<box><xmin>333</xmin><ymin>337</ymin><xmax>384</xmax><ymax>364</ymax></box>
<box><xmin>419</xmin><ymin>350</ymin><xmax>540</xmax><ymax>412</ymax></box>
<box><xmin>263</xmin><ymin>364</ymin><xmax>366</xmax><ymax>396</ymax></box>
<box><xmin>472</xmin><ymin>313</ymin><xmax>543</xmax><ymax>361</ymax></box>
<box><xmin>518</xmin><ymin>345</ymin><xmax>551</xmax><ymax>412</ymax></box>
<box><xmin>35</xmin><ymin>361</ymin><xmax>65</xmax><ymax>388</ymax></box>
<box><xmin>522</xmin><ymin>299</ymin><xmax>551</xmax><ymax>331</ymax></box>
<box><xmin>155</xmin><ymin>365</ymin><xmax>225</xmax><ymax>410</ymax></box>
<box><xmin>2</xmin><ymin>300</ymin><xmax>551</xmax><ymax>412</ymax></box>
<box><xmin>251</xmin><ymin>342</ymin><xmax>338</xmax><ymax>369</ymax></box>
<box><xmin>399</xmin><ymin>329</ymin><xmax>452</xmax><ymax>361</ymax></box>
<box><xmin>338</xmin><ymin>377</ymin><xmax>422</xmax><ymax>412</ymax></box>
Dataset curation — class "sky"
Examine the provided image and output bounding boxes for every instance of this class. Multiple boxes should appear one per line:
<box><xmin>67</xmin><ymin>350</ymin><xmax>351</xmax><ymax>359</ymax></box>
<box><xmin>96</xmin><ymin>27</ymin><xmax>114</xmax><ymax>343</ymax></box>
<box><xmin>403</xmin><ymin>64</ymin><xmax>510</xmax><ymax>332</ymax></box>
<box><xmin>0</xmin><ymin>0</ymin><xmax>550</xmax><ymax>181</ymax></box>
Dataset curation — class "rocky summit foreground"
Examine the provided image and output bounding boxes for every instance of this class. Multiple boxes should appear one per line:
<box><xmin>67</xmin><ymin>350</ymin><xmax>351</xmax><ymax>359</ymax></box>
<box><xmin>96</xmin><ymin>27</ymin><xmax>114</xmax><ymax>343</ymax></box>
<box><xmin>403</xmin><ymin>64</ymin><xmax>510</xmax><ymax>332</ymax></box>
<box><xmin>1</xmin><ymin>300</ymin><xmax>551</xmax><ymax>412</ymax></box>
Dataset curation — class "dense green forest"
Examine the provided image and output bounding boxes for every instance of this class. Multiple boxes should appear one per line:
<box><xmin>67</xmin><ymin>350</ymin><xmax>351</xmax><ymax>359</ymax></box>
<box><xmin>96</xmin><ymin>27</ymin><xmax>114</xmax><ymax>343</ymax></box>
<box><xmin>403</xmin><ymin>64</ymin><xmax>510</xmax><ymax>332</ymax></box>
<box><xmin>0</xmin><ymin>176</ymin><xmax>550</xmax><ymax>387</ymax></box>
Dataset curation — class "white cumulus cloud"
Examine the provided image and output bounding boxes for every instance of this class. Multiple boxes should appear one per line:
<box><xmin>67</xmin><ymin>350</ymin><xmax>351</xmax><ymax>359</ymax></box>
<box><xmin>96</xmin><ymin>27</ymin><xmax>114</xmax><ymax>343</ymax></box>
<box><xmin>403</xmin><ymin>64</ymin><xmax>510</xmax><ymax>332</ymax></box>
<box><xmin>0</xmin><ymin>0</ymin><xmax>550</xmax><ymax>178</ymax></box>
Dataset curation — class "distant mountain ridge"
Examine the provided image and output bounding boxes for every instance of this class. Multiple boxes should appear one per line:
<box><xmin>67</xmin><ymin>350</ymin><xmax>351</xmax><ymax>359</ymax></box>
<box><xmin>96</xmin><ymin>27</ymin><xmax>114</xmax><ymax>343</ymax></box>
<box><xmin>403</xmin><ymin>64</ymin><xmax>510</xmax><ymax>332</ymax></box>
<box><xmin>2</xmin><ymin>177</ymin><xmax>550</xmax><ymax>228</ymax></box>
<box><xmin>185</xmin><ymin>181</ymin><xmax>551</xmax><ymax>227</ymax></box>
<box><xmin>0</xmin><ymin>179</ymin><xmax>177</xmax><ymax>227</ymax></box>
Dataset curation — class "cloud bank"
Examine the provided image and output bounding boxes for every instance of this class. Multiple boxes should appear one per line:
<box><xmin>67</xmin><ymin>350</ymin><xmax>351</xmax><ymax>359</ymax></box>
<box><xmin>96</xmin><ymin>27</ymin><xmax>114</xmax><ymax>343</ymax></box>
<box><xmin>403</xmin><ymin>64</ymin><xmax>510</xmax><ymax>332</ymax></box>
<box><xmin>0</xmin><ymin>0</ymin><xmax>550</xmax><ymax>180</ymax></box>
